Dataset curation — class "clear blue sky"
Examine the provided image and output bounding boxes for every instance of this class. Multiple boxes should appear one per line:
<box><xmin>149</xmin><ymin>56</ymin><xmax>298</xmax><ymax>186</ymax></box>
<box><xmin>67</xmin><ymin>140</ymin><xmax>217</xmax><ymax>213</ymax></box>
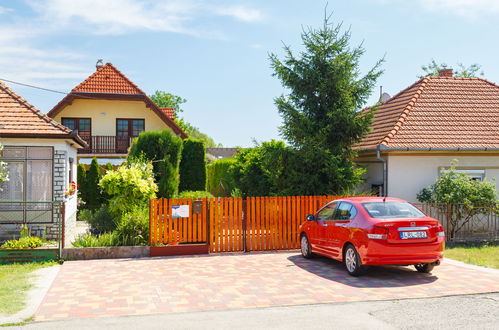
<box><xmin>2</xmin><ymin>0</ymin><xmax>499</xmax><ymax>147</ymax></box>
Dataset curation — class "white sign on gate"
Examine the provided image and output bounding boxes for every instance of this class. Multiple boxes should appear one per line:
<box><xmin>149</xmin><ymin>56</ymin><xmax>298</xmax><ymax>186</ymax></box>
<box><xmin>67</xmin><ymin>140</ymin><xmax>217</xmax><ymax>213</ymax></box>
<box><xmin>172</xmin><ymin>205</ymin><xmax>189</xmax><ymax>218</ymax></box>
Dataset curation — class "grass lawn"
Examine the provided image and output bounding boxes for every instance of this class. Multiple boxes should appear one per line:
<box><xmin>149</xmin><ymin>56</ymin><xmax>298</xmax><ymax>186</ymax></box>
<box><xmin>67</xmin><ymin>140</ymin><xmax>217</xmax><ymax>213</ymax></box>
<box><xmin>0</xmin><ymin>261</ymin><xmax>58</xmax><ymax>315</ymax></box>
<box><xmin>445</xmin><ymin>244</ymin><xmax>499</xmax><ymax>269</ymax></box>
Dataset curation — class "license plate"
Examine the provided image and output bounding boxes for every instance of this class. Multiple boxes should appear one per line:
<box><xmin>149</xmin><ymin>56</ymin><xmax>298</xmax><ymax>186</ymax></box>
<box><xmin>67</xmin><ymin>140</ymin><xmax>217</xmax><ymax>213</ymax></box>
<box><xmin>400</xmin><ymin>231</ymin><xmax>427</xmax><ymax>239</ymax></box>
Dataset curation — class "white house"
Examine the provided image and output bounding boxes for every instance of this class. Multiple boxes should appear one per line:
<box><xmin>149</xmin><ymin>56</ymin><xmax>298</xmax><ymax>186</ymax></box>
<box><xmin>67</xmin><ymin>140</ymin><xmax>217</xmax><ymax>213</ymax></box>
<box><xmin>0</xmin><ymin>81</ymin><xmax>86</xmax><ymax>243</ymax></box>
<box><xmin>356</xmin><ymin>69</ymin><xmax>499</xmax><ymax>202</ymax></box>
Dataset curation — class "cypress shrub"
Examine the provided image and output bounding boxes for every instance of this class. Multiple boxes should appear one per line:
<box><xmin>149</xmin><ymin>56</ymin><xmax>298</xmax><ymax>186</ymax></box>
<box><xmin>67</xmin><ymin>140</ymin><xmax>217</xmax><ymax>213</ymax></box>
<box><xmin>86</xmin><ymin>157</ymin><xmax>102</xmax><ymax>209</ymax></box>
<box><xmin>77</xmin><ymin>163</ymin><xmax>87</xmax><ymax>205</ymax></box>
<box><xmin>128</xmin><ymin>130</ymin><xmax>183</xmax><ymax>198</ymax></box>
<box><xmin>206</xmin><ymin>158</ymin><xmax>237</xmax><ymax>197</ymax></box>
<box><xmin>179</xmin><ymin>139</ymin><xmax>206</xmax><ymax>192</ymax></box>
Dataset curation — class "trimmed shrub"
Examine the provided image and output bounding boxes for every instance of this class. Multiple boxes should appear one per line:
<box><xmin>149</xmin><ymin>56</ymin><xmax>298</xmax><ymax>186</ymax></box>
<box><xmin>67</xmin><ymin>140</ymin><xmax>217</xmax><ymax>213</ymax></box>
<box><xmin>77</xmin><ymin>164</ymin><xmax>88</xmax><ymax>206</ymax></box>
<box><xmin>179</xmin><ymin>139</ymin><xmax>206</xmax><ymax>192</ymax></box>
<box><xmin>79</xmin><ymin>205</ymin><xmax>117</xmax><ymax>233</ymax></box>
<box><xmin>86</xmin><ymin>157</ymin><xmax>102</xmax><ymax>209</ymax></box>
<box><xmin>1</xmin><ymin>236</ymin><xmax>44</xmax><ymax>249</ymax></box>
<box><xmin>207</xmin><ymin>158</ymin><xmax>237</xmax><ymax>197</ymax></box>
<box><xmin>128</xmin><ymin>130</ymin><xmax>183</xmax><ymax>198</ymax></box>
<box><xmin>177</xmin><ymin>191</ymin><xmax>214</xmax><ymax>199</ymax></box>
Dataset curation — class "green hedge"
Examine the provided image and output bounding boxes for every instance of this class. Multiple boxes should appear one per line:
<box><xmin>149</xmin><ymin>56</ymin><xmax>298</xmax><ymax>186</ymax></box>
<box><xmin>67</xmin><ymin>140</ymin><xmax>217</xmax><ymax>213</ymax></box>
<box><xmin>179</xmin><ymin>139</ymin><xmax>206</xmax><ymax>192</ymax></box>
<box><xmin>206</xmin><ymin>158</ymin><xmax>237</xmax><ymax>197</ymax></box>
<box><xmin>177</xmin><ymin>190</ymin><xmax>214</xmax><ymax>199</ymax></box>
<box><xmin>128</xmin><ymin>130</ymin><xmax>183</xmax><ymax>198</ymax></box>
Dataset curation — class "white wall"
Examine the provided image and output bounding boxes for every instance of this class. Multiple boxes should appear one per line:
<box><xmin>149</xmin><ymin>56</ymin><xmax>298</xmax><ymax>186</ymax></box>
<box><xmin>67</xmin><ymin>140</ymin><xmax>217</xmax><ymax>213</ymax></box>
<box><xmin>387</xmin><ymin>153</ymin><xmax>499</xmax><ymax>202</ymax></box>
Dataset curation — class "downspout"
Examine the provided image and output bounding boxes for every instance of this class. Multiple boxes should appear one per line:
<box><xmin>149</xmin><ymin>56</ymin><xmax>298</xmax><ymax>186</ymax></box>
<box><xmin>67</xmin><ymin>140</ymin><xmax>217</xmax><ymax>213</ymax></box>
<box><xmin>376</xmin><ymin>145</ymin><xmax>387</xmax><ymax>197</ymax></box>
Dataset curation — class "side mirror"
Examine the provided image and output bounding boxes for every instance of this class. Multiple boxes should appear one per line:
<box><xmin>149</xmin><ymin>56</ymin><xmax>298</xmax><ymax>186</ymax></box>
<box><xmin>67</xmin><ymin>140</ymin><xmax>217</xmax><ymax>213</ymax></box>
<box><xmin>306</xmin><ymin>214</ymin><xmax>316</xmax><ymax>221</ymax></box>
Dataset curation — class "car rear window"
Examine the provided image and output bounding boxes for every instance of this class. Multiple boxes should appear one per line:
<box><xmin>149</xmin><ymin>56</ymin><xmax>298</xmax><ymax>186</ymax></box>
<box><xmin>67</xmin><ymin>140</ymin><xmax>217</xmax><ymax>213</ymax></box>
<box><xmin>361</xmin><ymin>202</ymin><xmax>425</xmax><ymax>218</ymax></box>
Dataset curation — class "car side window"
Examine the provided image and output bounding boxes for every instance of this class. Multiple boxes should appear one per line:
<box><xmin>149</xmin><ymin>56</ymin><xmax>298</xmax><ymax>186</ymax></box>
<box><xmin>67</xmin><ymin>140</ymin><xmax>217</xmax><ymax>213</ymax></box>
<box><xmin>334</xmin><ymin>202</ymin><xmax>357</xmax><ymax>220</ymax></box>
<box><xmin>316</xmin><ymin>202</ymin><xmax>337</xmax><ymax>220</ymax></box>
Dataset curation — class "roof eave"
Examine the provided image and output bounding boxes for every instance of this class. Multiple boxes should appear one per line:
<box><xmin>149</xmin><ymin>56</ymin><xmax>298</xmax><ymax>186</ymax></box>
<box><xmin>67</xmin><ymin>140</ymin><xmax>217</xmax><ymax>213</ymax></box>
<box><xmin>0</xmin><ymin>133</ymin><xmax>87</xmax><ymax>149</ymax></box>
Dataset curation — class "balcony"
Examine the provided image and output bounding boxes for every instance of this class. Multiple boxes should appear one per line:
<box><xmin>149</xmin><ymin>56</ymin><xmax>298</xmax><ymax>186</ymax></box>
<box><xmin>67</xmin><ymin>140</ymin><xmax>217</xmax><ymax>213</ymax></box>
<box><xmin>78</xmin><ymin>136</ymin><xmax>134</xmax><ymax>155</ymax></box>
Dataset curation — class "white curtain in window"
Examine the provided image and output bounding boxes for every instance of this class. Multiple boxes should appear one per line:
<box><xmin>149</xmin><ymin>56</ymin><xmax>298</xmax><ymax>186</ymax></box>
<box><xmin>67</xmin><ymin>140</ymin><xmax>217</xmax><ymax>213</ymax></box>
<box><xmin>27</xmin><ymin>160</ymin><xmax>52</xmax><ymax>202</ymax></box>
<box><xmin>0</xmin><ymin>162</ymin><xmax>24</xmax><ymax>201</ymax></box>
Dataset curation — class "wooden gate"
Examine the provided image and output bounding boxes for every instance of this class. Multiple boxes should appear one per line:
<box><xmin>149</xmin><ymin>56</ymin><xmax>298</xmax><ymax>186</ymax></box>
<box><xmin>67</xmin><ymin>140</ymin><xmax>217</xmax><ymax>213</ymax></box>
<box><xmin>149</xmin><ymin>198</ymin><xmax>208</xmax><ymax>245</ymax></box>
<box><xmin>150</xmin><ymin>195</ymin><xmax>352</xmax><ymax>251</ymax></box>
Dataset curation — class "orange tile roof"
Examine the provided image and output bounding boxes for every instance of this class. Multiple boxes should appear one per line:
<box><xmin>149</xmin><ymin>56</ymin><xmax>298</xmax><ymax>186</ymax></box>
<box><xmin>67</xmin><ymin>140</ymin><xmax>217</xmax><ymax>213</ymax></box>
<box><xmin>0</xmin><ymin>81</ymin><xmax>85</xmax><ymax>146</ymax></box>
<box><xmin>160</xmin><ymin>107</ymin><xmax>175</xmax><ymax>120</ymax></box>
<box><xmin>72</xmin><ymin>63</ymin><xmax>145</xmax><ymax>94</ymax></box>
<box><xmin>355</xmin><ymin>76</ymin><xmax>499</xmax><ymax>150</ymax></box>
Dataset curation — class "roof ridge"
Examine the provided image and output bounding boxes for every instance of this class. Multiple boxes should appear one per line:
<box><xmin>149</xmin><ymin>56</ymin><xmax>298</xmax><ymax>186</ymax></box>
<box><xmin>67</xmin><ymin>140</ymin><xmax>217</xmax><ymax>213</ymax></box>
<box><xmin>104</xmin><ymin>63</ymin><xmax>146</xmax><ymax>95</ymax></box>
<box><xmin>0</xmin><ymin>81</ymin><xmax>72</xmax><ymax>134</ymax></box>
<box><xmin>380</xmin><ymin>77</ymin><xmax>430</xmax><ymax>146</ymax></box>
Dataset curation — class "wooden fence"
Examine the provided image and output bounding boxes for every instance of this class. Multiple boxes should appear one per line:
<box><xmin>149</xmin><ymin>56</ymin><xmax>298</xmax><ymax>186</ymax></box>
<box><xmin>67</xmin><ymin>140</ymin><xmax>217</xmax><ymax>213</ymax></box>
<box><xmin>150</xmin><ymin>195</ymin><xmax>346</xmax><ymax>251</ymax></box>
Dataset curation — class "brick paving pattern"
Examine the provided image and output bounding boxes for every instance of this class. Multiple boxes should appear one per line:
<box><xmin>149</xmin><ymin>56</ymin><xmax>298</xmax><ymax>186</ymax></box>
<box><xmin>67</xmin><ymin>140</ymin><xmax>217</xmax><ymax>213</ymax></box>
<box><xmin>35</xmin><ymin>252</ymin><xmax>499</xmax><ymax>321</ymax></box>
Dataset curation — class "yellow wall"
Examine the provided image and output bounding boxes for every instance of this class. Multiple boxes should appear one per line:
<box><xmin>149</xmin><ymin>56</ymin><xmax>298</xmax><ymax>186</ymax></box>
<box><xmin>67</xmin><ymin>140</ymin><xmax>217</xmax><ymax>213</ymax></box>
<box><xmin>53</xmin><ymin>99</ymin><xmax>171</xmax><ymax>136</ymax></box>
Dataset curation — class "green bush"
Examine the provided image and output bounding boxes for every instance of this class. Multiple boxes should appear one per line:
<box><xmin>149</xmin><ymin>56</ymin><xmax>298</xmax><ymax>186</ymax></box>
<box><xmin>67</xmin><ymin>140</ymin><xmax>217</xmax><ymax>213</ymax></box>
<box><xmin>179</xmin><ymin>139</ymin><xmax>206</xmax><ymax>192</ymax></box>
<box><xmin>99</xmin><ymin>161</ymin><xmax>157</xmax><ymax>215</ymax></box>
<box><xmin>1</xmin><ymin>236</ymin><xmax>44</xmax><ymax>249</ymax></box>
<box><xmin>128</xmin><ymin>130</ymin><xmax>183</xmax><ymax>198</ymax></box>
<box><xmin>72</xmin><ymin>232</ymin><xmax>120</xmax><ymax>247</ymax></box>
<box><xmin>177</xmin><ymin>191</ymin><xmax>214</xmax><ymax>199</ymax></box>
<box><xmin>79</xmin><ymin>205</ymin><xmax>117</xmax><ymax>233</ymax></box>
<box><xmin>206</xmin><ymin>158</ymin><xmax>237</xmax><ymax>197</ymax></box>
<box><xmin>86</xmin><ymin>158</ymin><xmax>103</xmax><ymax>209</ymax></box>
<box><xmin>77</xmin><ymin>164</ymin><xmax>88</xmax><ymax>207</ymax></box>
<box><xmin>115</xmin><ymin>207</ymin><xmax>149</xmax><ymax>246</ymax></box>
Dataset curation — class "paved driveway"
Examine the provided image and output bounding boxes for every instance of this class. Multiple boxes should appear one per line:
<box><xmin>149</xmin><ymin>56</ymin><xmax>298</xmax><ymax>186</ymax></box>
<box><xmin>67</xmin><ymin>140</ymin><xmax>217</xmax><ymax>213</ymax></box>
<box><xmin>35</xmin><ymin>252</ymin><xmax>499</xmax><ymax>321</ymax></box>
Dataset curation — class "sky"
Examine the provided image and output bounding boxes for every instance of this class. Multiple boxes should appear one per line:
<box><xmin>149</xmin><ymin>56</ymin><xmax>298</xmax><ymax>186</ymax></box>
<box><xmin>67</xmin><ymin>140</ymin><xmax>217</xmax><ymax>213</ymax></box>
<box><xmin>2</xmin><ymin>0</ymin><xmax>499</xmax><ymax>147</ymax></box>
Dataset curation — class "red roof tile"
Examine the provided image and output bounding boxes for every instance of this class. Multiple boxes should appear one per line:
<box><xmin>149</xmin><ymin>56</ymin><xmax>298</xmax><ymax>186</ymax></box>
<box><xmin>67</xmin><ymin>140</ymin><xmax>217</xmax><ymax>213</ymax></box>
<box><xmin>72</xmin><ymin>63</ymin><xmax>145</xmax><ymax>94</ymax></box>
<box><xmin>355</xmin><ymin>76</ymin><xmax>499</xmax><ymax>150</ymax></box>
<box><xmin>0</xmin><ymin>81</ymin><xmax>85</xmax><ymax>146</ymax></box>
<box><xmin>160</xmin><ymin>107</ymin><xmax>175</xmax><ymax>120</ymax></box>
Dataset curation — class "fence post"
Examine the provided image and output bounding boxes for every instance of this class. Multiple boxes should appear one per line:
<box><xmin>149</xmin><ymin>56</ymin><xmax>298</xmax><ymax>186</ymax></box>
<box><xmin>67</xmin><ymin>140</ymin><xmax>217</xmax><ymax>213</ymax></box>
<box><xmin>242</xmin><ymin>199</ymin><xmax>247</xmax><ymax>252</ymax></box>
<box><xmin>61</xmin><ymin>202</ymin><xmax>66</xmax><ymax>249</ymax></box>
<box><xmin>206</xmin><ymin>199</ymin><xmax>211</xmax><ymax>249</ymax></box>
<box><xmin>446</xmin><ymin>203</ymin><xmax>451</xmax><ymax>241</ymax></box>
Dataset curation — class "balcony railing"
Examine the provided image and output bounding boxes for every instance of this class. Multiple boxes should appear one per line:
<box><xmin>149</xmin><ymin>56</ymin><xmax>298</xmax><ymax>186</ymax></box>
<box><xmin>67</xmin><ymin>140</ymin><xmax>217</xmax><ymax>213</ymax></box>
<box><xmin>78</xmin><ymin>136</ymin><xmax>134</xmax><ymax>154</ymax></box>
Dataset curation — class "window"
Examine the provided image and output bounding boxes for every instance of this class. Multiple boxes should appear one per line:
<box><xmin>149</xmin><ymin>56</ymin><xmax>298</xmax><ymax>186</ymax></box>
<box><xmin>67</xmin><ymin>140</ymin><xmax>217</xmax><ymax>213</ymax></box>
<box><xmin>316</xmin><ymin>202</ymin><xmax>337</xmax><ymax>220</ymax></box>
<box><xmin>362</xmin><ymin>202</ymin><xmax>425</xmax><ymax>219</ymax></box>
<box><xmin>62</xmin><ymin>118</ymin><xmax>91</xmax><ymax>137</ymax></box>
<box><xmin>117</xmin><ymin>119</ymin><xmax>144</xmax><ymax>137</ymax></box>
<box><xmin>0</xmin><ymin>147</ymin><xmax>53</xmax><ymax>223</ymax></box>
<box><xmin>440</xmin><ymin>168</ymin><xmax>485</xmax><ymax>182</ymax></box>
<box><xmin>334</xmin><ymin>202</ymin><xmax>357</xmax><ymax>220</ymax></box>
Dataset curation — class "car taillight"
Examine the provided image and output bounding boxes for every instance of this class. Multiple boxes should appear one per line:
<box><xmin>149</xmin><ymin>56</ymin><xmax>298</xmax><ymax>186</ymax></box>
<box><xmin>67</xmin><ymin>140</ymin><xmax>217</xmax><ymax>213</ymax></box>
<box><xmin>367</xmin><ymin>226</ymin><xmax>389</xmax><ymax>240</ymax></box>
<box><xmin>436</xmin><ymin>224</ymin><xmax>445</xmax><ymax>237</ymax></box>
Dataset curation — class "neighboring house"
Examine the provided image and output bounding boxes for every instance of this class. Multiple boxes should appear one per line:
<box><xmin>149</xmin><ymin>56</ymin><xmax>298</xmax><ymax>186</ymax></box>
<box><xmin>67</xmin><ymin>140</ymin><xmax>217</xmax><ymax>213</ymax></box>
<box><xmin>355</xmin><ymin>69</ymin><xmax>499</xmax><ymax>202</ymax></box>
<box><xmin>0</xmin><ymin>81</ymin><xmax>86</xmax><ymax>242</ymax></box>
<box><xmin>47</xmin><ymin>61</ymin><xmax>187</xmax><ymax>162</ymax></box>
<box><xmin>206</xmin><ymin>148</ymin><xmax>239</xmax><ymax>161</ymax></box>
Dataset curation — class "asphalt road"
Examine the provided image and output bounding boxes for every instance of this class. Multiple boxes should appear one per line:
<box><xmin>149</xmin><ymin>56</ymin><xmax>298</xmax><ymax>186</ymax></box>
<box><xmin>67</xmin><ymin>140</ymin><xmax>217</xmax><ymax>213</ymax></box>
<box><xmin>12</xmin><ymin>292</ymin><xmax>499</xmax><ymax>330</ymax></box>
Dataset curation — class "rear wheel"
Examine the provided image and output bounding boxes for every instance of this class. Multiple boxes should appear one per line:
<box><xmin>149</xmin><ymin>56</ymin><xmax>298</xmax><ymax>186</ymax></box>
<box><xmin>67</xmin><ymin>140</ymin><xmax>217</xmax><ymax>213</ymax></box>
<box><xmin>344</xmin><ymin>245</ymin><xmax>366</xmax><ymax>277</ymax></box>
<box><xmin>300</xmin><ymin>234</ymin><xmax>313</xmax><ymax>259</ymax></box>
<box><xmin>415</xmin><ymin>263</ymin><xmax>435</xmax><ymax>273</ymax></box>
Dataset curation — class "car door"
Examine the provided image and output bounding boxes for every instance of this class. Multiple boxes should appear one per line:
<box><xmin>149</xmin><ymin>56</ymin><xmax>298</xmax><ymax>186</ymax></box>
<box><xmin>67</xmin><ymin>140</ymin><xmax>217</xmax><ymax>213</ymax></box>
<box><xmin>311</xmin><ymin>202</ymin><xmax>337</xmax><ymax>252</ymax></box>
<box><xmin>326</xmin><ymin>202</ymin><xmax>357</xmax><ymax>259</ymax></box>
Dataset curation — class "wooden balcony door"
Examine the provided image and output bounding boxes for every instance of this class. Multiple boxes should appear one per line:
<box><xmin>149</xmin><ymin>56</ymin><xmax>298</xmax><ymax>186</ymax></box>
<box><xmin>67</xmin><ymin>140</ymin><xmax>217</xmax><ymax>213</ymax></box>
<box><xmin>116</xmin><ymin>119</ymin><xmax>144</xmax><ymax>153</ymax></box>
<box><xmin>61</xmin><ymin>118</ymin><xmax>91</xmax><ymax>151</ymax></box>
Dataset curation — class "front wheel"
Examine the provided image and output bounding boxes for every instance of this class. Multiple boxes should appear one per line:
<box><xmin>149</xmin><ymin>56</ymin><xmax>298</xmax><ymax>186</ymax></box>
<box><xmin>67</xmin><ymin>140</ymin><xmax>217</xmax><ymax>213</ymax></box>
<box><xmin>344</xmin><ymin>245</ymin><xmax>366</xmax><ymax>277</ymax></box>
<box><xmin>300</xmin><ymin>234</ymin><xmax>313</xmax><ymax>259</ymax></box>
<box><xmin>415</xmin><ymin>263</ymin><xmax>435</xmax><ymax>273</ymax></box>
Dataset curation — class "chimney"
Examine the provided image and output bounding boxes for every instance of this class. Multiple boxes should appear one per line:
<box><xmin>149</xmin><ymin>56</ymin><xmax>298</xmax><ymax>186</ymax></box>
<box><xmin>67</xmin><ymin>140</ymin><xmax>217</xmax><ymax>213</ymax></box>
<box><xmin>96</xmin><ymin>59</ymin><xmax>104</xmax><ymax>70</ymax></box>
<box><xmin>438</xmin><ymin>68</ymin><xmax>453</xmax><ymax>77</ymax></box>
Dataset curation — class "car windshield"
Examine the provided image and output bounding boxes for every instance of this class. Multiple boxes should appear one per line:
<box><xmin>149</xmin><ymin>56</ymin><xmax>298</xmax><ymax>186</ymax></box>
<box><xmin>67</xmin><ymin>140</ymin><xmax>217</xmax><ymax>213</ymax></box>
<box><xmin>362</xmin><ymin>202</ymin><xmax>425</xmax><ymax>218</ymax></box>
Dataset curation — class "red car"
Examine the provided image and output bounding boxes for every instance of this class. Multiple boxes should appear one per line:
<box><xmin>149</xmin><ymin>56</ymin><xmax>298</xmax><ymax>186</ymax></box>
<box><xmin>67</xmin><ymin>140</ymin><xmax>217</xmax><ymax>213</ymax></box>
<box><xmin>299</xmin><ymin>197</ymin><xmax>445</xmax><ymax>276</ymax></box>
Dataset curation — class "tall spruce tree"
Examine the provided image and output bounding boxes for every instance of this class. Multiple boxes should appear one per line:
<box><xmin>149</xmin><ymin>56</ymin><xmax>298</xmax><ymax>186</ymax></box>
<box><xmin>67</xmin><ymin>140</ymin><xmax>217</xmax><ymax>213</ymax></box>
<box><xmin>269</xmin><ymin>13</ymin><xmax>383</xmax><ymax>194</ymax></box>
<box><xmin>86</xmin><ymin>157</ymin><xmax>102</xmax><ymax>209</ymax></box>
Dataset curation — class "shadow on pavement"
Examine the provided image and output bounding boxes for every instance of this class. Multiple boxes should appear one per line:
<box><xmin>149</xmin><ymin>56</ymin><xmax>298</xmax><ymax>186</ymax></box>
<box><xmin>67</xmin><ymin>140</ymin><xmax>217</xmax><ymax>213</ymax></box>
<box><xmin>287</xmin><ymin>254</ymin><xmax>438</xmax><ymax>288</ymax></box>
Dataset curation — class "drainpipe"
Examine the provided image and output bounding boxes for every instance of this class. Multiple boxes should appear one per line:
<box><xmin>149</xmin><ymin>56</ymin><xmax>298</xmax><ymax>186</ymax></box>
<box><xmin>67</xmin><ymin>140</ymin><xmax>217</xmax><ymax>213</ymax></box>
<box><xmin>376</xmin><ymin>145</ymin><xmax>387</xmax><ymax>197</ymax></box>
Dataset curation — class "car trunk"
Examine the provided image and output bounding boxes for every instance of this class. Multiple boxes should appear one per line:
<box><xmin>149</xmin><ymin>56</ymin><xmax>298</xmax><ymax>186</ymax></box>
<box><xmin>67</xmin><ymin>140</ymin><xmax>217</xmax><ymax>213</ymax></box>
<box><xmin>376</xmin><ymin>217</ymin><xmax>440</xmax><ymax>244</ymax></box>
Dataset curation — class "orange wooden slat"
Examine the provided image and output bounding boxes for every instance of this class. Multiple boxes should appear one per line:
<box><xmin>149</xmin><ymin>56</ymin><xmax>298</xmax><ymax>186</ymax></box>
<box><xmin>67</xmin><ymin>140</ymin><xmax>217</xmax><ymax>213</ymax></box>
<box><xmin>255</xmin><ymin>197</ymin><xmax>260</xmax><ymax>251</ymax></box>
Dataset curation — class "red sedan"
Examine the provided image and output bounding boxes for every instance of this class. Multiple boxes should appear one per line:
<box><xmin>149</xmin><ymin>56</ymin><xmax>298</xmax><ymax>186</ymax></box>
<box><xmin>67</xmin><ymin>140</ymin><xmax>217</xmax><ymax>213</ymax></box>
<box><xmin>299</xmin><ymin>197</ymin><xmax>445</xmax><ymax>276</ymax></box>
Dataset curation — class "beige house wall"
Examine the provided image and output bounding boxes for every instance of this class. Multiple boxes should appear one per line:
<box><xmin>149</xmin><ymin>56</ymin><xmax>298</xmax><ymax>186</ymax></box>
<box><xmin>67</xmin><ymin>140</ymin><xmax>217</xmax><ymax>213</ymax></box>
<box><xmin>53</xmin><ymin>99</ymin><xmax>171</xmax><ymax>136</ymax></box>
<box><xmin>386</xmin><ymin>153</ymin><xmax>499</xmax><ymax>202</ymax></box>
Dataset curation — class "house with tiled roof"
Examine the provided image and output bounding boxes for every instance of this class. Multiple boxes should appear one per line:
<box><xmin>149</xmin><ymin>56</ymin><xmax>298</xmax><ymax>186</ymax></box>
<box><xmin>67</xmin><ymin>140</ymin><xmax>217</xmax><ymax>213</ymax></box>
<box><xmin>356</xmin><ymin>69</ymin><xmax>499</xmax><ymax>201</ymax></box>
<box><xmin>47</xmin><ymin>61</ymin><xmax>187</xmax><ymax>161</ymax></box>
<box><xmin>0</xmin><ymin>81</ymin><xmax>85</xmax><ymax>242</ymax></box>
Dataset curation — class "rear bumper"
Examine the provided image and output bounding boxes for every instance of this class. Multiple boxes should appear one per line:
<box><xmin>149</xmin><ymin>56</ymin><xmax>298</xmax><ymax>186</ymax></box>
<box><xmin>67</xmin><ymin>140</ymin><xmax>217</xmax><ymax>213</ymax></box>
<box><xmin>360</xmin><ymin>238</ymin><xmax>445</xmax><ymax>266</ymax></box>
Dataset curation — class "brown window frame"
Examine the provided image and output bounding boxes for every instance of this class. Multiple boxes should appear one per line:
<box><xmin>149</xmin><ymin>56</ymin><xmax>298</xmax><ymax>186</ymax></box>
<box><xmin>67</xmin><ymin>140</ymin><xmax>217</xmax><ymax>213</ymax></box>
<box><xmin>61</xmin><ymin>117</ymin><xmax>92</xmax><ymax>137</ymax></box>
<box><xmin>116</xmin><ymin>118</ymin><xmax>145</xmax><ymax>137</ymax></box>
